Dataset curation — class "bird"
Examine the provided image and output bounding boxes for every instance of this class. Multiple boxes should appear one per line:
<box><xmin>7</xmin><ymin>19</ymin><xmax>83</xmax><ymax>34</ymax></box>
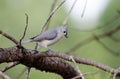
<box><xmin>22</xmin><ymin>26</ymin><xmax>68</xmax><ymax>51</ymax></box>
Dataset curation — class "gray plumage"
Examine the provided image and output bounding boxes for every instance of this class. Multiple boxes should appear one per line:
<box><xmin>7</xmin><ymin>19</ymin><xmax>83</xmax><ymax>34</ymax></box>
<box><xmin>31</xmin><ymin>28</ymin><xmax>58</xmax><ymax>41</ymax></box>
<box><xmin>22</xmin><ymin>26</ymin><xmax>68</xmax><ymax>49</ymax></box>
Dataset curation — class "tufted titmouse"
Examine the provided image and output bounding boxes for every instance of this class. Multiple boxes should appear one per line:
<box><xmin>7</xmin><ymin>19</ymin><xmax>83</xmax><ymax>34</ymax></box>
<box><xmin>22</xmin><ymin>26</ymin><xmax>68</xmax><ymax>50</ymax></box>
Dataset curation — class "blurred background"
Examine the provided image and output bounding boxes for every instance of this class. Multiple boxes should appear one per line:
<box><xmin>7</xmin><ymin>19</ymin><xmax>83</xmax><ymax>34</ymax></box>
<box><xmin>0</xmin><ymin>0</ymin><xmax>120</xmax><ymax>79</ymax></box>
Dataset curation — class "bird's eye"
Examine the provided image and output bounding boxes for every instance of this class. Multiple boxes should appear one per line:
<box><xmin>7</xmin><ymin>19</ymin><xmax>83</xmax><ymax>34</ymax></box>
<box><xmin>63</xmin><ymin>31</ymin><xmax>66</xmax><ymax>33</ymax></box>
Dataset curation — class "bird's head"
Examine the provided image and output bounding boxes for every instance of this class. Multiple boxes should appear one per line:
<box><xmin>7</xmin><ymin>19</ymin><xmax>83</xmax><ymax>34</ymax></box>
<box><xmin>60</xmin><ymin>26</ymin><xmax>68</xmax><ymax>38</ymax></box>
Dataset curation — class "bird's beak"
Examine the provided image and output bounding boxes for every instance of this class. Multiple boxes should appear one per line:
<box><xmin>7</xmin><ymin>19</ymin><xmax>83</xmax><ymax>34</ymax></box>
<box><xmin>64</xmin><ymin>33</ymin><xmax>68</xmax><ymax>38</ymax></box>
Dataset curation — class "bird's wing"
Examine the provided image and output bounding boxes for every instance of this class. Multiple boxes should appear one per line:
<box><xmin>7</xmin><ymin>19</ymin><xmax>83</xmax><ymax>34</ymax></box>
<box><xmin>30</xmin><ymin>30</ymin><xmax>57</xmax><ymax>42</ymax></box>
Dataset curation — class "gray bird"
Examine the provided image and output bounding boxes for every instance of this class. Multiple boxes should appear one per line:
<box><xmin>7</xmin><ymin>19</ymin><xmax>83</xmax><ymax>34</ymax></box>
<box><xmin>22</xmin><ymin>26</ymin><xmax>68</xmax><ymax>50</ymax></box>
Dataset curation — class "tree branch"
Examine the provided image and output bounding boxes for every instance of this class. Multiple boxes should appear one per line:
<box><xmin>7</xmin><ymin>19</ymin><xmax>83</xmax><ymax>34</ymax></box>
<box><xmin>0</xmin><ymin>30</ymin><xmax>18</xmax><ymax>44</ymax></box>
<box><xmin>34</xmin><ymin>51</ymin><xmax>120</xmax><ymax>76</ymax></box>
<box><xmin>0</xmin><ymin>47</ymin><xmax>120</xmax><ymax>78</ymax></box>
<box><xmin>1</xmin><ymin>62</ymin><xmax>19</xmax><ymax>72</ymax></box>
<box><xmin>0</xmin><ymin>71</ymin><xmax>11</xmax><ymax>79</ymax></box>
<box><xmin>62</xmin><ymin>0</ymin><xmax>78</xmax><ymax>26</ymax></box>
<box><xmin>0</xmin><ymin>47</ymin><xmax>81</xmax><ymax>79</ymax></box>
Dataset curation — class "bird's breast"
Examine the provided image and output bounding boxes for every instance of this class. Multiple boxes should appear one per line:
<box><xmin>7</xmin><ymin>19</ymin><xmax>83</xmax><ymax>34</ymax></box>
<box><xmin>41</xmin><ymin>33</ymin><xmax>64</xmax><ymax>46</ymax></box>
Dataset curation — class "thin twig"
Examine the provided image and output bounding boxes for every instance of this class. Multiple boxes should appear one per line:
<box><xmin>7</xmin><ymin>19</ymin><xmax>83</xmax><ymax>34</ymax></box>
<box><xmin>0</xmin><ymin>71</ymin><xmax>11</xmax><ymax>79</ymax></box>
<box><xmin>81</xmin><ymin>0</ymin><xmax>88</xmax><ymax>17</ymax></box>
<box><xmin>40</xmin><ymin>0</ymin><xmax>66</xmax><ymax>33</ymax></box>
<box><xmin>45</xmin><ymin>0</ymin><xmax>57</xmax><ymax>30</ymax></box>
<box><xmin>0</xmin><ymin>30</ymin><xmax>18</xmax><ymax>44</ymax></box>
<box><xmin>113</xmin><ymin>73</ymin><xmax>117</xmax><ymax>79</ymax></box>
<box><xmin>1</xmin><ymin>62</ymin><xmax>19</xmax><ymax>72</ymax></box>
<box><xmin>62</xmin><ymin>0</ymin><xmax>78</xmax><ymax>26</ymax></box>
<box><xmin>71</xmin><ymin>71</ymin><xmax>98</xmax><ymax>79</ymax></box>
<box><xmin>81</xmin><ymin>10</ymin><xmax>120</xmax><ymax>31</ymax></box>
<box><xmin>19</xmin><ymin>13</ymin><xmax>29</xmax><ymax>46</ymax></box>
<box><xmin>26</xmin><ymin>67</ymin><xmax>30</xmax><ymax>79</ymax></box>
<box><xmin>70</xmin><ymin>56</ymin><xmax>84</xmax><ymax>79</ymax></box>
<box><xmin>0</xmin><ymin>14</ymin><xmax>29</xmax><ymax>45</ymax></box>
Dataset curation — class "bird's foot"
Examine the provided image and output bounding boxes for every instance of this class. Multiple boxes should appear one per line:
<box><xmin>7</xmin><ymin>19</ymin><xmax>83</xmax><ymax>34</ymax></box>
<box><xmin>32</xmin><ymin>50</ymin><xmax>39</xmax><ymax>54</ymax></box>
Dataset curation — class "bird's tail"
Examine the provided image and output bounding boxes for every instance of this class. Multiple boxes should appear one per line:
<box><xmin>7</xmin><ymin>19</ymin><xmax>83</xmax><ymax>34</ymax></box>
<box><xmin>21</xmin><ymin>39</ymin><xmax>33</xmax><ymax>45</ymax></box>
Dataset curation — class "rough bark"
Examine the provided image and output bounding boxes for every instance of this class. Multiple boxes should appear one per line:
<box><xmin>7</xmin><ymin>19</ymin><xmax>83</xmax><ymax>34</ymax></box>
<box><xmin>0</xmin><ymin>46</ymin><xmax>81</xmax><ymax>79</ymax></box>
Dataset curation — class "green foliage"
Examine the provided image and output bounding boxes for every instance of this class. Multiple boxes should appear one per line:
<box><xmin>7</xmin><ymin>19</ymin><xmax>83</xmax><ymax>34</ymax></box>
<box><xmin>0</xmin><ymin>0</ymin><xmax>120</xmax><ymax>79</ymax></box>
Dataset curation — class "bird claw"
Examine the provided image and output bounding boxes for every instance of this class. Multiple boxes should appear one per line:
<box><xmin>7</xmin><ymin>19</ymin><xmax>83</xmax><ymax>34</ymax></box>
<box><xmin>32</xmin><ymin>50</ymin><xmax>39</xmax><ymax>54</ymax></box>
